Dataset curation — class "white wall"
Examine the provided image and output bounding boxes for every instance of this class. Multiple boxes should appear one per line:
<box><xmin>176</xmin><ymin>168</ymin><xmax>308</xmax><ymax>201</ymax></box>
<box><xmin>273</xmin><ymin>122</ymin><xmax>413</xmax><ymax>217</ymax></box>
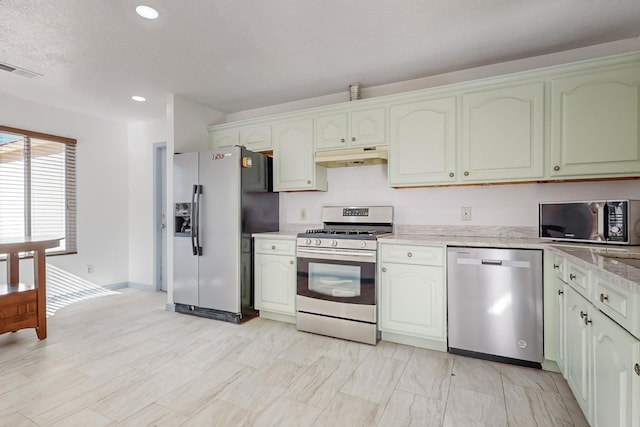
<box><xmin>0</xmin><ymin>93</ymin><xmax>130</xmax><ymax>286</ymax></box>
<box><xmin>279</xmin><ymin>165</ymin><xmax>640</xmax><ymax>231</ymax></box>
<box><xmin>127</xmin><ymin>118</ymin><xmax>166</xmax><ymax>288</ymax></box>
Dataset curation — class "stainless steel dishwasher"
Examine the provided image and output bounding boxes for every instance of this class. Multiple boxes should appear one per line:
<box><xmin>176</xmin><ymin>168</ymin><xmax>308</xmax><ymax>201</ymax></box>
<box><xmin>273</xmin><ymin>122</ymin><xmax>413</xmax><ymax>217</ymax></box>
<box><xmin>447</xmin><ymin>247</ymin><xmax>543</xmax><ymax>368</ymax></box>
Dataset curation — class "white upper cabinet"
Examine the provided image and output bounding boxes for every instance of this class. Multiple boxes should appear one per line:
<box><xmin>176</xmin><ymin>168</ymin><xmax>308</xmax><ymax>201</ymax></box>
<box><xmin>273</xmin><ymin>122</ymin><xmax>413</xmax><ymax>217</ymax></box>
<box><xmin>315</xmin><ymin>106</ymin><xmax>386</xmax><ymax>151</ymax></box>
<box><xmin>388</xmin><ymin>97</ymin><xmax>457</xmax><ymax>186</ymax></box>
<box><xmin>273</xmin><ymin>117</ymin><xmax>327</xmax><ymax>192</ymax></box>
<box><xmin>239</xmin><ymin>124</ymin><xmax>271</xmax><ymax>152</ymax></box>
<box><xmin>550</xmin><ymin>64</ymin><xmax>640</xmax><ymax>177</ymax></box>
<box><xmin>210</xmin><ymin>128</ymin><xmax>239</xmax><ymax>149</ymax></box>
<box><xmin>461</xmin><ymin>82</ymin><xmax>545</xmax><ymax>182</ymax></box>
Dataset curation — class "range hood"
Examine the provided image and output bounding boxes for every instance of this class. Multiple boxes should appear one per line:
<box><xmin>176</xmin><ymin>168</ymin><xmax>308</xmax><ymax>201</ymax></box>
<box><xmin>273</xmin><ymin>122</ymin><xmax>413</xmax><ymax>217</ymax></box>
<box><xmin>315</xmin><ymin>146</ymin><xmax>388</xmax><ymax>168</ymax></box>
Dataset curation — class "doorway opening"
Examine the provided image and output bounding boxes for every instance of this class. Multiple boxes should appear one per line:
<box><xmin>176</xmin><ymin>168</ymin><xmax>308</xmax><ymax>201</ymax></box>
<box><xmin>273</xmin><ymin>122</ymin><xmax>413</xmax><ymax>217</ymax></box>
<box><xmin>153</xmin><ymin>142</ymin><xmax>167</xmax><ymax>292</ymax></box>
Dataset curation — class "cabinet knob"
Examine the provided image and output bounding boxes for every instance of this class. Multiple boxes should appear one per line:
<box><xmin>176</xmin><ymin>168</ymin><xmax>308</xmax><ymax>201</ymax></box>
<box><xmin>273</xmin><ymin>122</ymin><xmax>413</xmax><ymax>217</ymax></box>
<box><xmin>580</xmin><ymin>310</ymin><xmax>587</xmax><ymax>319</ymax></box>
<box><xmin>584</xmin><ymin>316</ymin><xmax>592</xmax><ymax>326</ymax></box>
<box><xmin>635</xmin><ymin>363</ymin><xmax>640</xmax><ymax>376</ymax></box>
<box><xmin>558</xmin><ymin>289</ymin><xmax>564</xmax><ymax>295</ymax></box>
<box><xmin>449</xmin><ymin>172</ymin><xmax>454</xmax><ymax>177</ymax></box>
<box><xmin>271</xmin><ymin>245</ymin><xmax>276</xmax><ymax>250</ymax></box>
<box><xmin>599</xmin><ymin>293</ymin><xmax>609</xmax><ymax>303</ymax></box>
<box><xmin>307</xmin><ymin>180</ymin><xmax>311</xmax><ymax>184</ymax></box>
<box><xmin>407</xmin><ymin>252</ymin><xmax>412</xmax><ymax>258</ymax></box>
<box><xmin>340</xmin><ymin>138</ymin><xmax>345</xmax><ymax>143</ymax></box>
<box><xmin>463</xmin><ymin>171</ymin><xmax>469</xmax><ymax>176</ymax></box>
<box><xmin>569</xmin><ymin>273</ymin><xmax>576</xmax><ymax>281</ymax></box>
<box><xmin>553</xmin><ymin>264</ymin><xmax>559</xmax><ymax>270</ymax></box>
<box><xmin>381</xmin><ymin>267</ymin><xmax>387</xmax><ymax>272</ymax></box>
<box><xmin>554</xmin><ymin>165</ymin><xmax>560</xmax><ymax>171</ymax></box>
<box><xmin>289</xmin><ymin>260</ymin><xmax>294</xmax><ymax>265</ymax></box>
<box><xmin>351</xmin><ymin>137</ymin><xmax>356</xmax><ymax>142</ymax></box>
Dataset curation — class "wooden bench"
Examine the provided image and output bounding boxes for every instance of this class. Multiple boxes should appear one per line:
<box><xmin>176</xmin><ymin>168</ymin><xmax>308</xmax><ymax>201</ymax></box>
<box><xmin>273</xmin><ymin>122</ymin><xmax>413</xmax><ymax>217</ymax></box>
<box><xmin>0</xmin><ymin>237</ymin><xmax>61</xmax><ymax>340</ymax></box>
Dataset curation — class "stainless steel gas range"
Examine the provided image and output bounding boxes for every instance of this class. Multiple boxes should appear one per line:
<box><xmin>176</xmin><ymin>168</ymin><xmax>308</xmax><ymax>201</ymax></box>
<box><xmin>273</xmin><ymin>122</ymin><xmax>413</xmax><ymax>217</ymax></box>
<box><xmin>296</xmin><ymin>206</ymin><xmax>393</xmax><ymax>345</ymax></box>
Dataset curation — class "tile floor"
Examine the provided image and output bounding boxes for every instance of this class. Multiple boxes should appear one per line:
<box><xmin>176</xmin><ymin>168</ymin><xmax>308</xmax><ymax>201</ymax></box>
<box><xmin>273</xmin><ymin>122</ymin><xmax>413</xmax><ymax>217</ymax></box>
<box><xmin>0</xmin><ymin>289</ymin><xmax>589</xmax><ymax>426</ymax></box>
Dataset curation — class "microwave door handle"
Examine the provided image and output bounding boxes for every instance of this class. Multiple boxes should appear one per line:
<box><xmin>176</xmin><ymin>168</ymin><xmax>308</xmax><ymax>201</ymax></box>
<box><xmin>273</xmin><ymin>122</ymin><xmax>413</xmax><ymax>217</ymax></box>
<box><xmin>191</xmin><ymin>184</ymin><xmax>203</xmax><ymax>256</ymax></box>
<box><xmin>597</xmin><ymin>202</ymin><xmax>606</xmax><ymax>241</ymax></box>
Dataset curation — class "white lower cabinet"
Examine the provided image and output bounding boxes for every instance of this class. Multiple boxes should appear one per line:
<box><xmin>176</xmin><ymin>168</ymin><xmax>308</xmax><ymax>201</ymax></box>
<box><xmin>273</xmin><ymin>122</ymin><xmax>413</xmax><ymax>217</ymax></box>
<box><xmin>254</xmin><ymin>237</ymin><xmax>297</xmax><ymax>323</ymax></box>
<box><xmin>591</xmin><ymin>306</ymin><xmax>640</xmax><ymax>427</ymax></box>
<box><xmin>565</xmin><ymin>285</ymin><xmax>592</xmax><ymax>416</ymax></box>
<box><xmin>564</xmin><ymin>277</ymin><xmax>640</xmax><ymax>427</ymax></box>
<box><xmin>378</xmin><ymin>243</ymin><xmax>446</xmax><ymax>351</ymax></box>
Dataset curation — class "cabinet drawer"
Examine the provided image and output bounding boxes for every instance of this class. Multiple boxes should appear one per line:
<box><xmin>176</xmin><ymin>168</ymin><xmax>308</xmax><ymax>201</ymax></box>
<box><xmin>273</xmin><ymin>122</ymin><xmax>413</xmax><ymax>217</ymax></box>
<box><xmin>550</xmin><ymin>252</ymin><xmax>567</xmax><ymax>282</ymax></box>
<box><xmin>379</xmin><ymin>244</ymin><xmax>444</xmax><ymax>266</ymax></box>
<box><xmin>254</xmin><ymin>238</ymin><xmax>296</xmax><ymax>256</ymax></box>
<box><xmin>566</xmin><ymin>261</ymin><xmax>589</xmax><ymax>299</ymax></box>
<box><xmin>593</xmin><ymin>274</ymin><xmax>639</xmax><ymax>339</ymax></box>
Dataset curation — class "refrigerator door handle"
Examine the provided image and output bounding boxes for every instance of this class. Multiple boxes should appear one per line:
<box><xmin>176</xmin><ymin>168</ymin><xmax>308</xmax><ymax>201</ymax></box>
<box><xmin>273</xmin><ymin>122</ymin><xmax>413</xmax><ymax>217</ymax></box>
<box><xmin>191</xmin><ymin>184</ymin><xmax>203</xmax><ymax>256</ymax></box>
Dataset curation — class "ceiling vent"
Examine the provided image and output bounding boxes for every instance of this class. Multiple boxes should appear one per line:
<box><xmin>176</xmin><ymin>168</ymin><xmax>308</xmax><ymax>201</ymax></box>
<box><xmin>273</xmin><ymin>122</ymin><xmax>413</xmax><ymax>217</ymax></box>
<box><xmin>0</xmin><ymin>61</ymin><xmax>41</xmax><ymax>79</ymax></box>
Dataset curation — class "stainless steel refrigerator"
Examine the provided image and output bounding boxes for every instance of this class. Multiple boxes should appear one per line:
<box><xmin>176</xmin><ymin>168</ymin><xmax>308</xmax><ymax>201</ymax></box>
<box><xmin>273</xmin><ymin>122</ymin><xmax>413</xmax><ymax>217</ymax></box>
<box><xmin>173</xmin><ymin>146</ymin><xmax>279</xmax><ymax>323</ymax></box>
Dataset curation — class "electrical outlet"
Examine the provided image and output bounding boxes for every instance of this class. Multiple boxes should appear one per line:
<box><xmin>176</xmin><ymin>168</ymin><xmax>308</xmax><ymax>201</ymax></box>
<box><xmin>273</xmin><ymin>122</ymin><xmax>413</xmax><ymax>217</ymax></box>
<box><xmin>461</xmin><ymin>206</ymin><xmax>472</xmax><ymax>221</ymax></box>
<box><xmin>300</xmin><ymin>208</ymin><xmax>307</xmax><ymax>221</ymax></box>
<box><xmin>85</xmin><ymin>264</ymin><xmax>93</xmax><ymax>274</ymax></box>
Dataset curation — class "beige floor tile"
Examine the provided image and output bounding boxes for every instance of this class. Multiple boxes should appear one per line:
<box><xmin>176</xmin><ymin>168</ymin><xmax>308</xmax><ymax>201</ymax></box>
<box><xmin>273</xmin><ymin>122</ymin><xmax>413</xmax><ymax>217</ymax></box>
<box><xmin>443</xmin><ymin>387</ymin><xmax>507</xmax><ymax>427</ymax></box>
<box><xmin>324</xmin><ymin>339</ymin><xmax>374</xmax><ymax>362</ymax></box>
<box><xmin>156</xmin><ymin>360</ymin><xmax>249</xmax><ymax>416</ymax></box>
<box><xmin>500</xmin><ymin>363</ymin><xmax>558</xmax><ymax>392</ymax></box>
<box><xmin>378</xmin><ymin>389</ymin><xmax>445</xmax><ymax>427</ymax></box>
<box><xmin>312</xmin><ymin>392</ymin><xmax>382</xmax><ymax>427</ymax></box>
<box><xmin>0</xmin><ymin>412</ymin><xmax>38</xmax><ymax>427</ymax></box>
<box><xmin>48</xmin><ymin>408</ymin><xmax>112</xmax><ymax>427</ymax></box>
<box><xmin>450</xmin><ymin>354</ymin><xmax>504</xmax><ymax>397</ymax></box>
<box><xmin>277</xmin><ymin>332</ymin><xmax>336</xmax><ymax>366</ymax></box>
<box><xmin>181</xmin><ymin>399</ymin><xmax>253</xmax><ymax>427</ymax></box>
<box><xmin>252</xmin><ymin>396</ymin><xmax>321</xmax><ymax>427</ymax></box>
<box><xmin>396</xmin><ymin>348</ymin><xmax>453</xmax><ymax>401</ymax></box>
<box><xmin>503</xmin><ymin>382</ymin><xmax>573</xmax><ymax>426</ymax></box>
<box><xmin>340</xmin><ymin>350</ymin><xmax>407</xmax><ymax>404</ymax></box>
<box><xmin>551</xmin><ymin>373</ymin><xmax>590</xmax><ymax>427</ymax></box>
<box><xmin>285</xmin><ymin>355</ymin><xmax>359</xmax><ymax>409</ymax></box>
<box><xmin>115</xmin><ymin>403</ymin><xmax>189</xmax><ymax>427</ymax></box>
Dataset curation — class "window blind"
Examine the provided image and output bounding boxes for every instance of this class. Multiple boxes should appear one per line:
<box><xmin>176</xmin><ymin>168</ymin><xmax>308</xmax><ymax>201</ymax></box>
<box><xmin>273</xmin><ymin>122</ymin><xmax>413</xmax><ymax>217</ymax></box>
<box><xmin>0</xmin><ymin>126</ymin><xmax>77</xmax><ymax>254</ymax></box>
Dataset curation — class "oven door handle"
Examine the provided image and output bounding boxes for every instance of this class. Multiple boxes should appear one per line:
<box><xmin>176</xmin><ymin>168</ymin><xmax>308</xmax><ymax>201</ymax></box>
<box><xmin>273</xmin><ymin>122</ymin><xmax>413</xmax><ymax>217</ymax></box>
<box><xmin>297</xmin><ymin>248</ymin><xmax>376</xmax><ymax>263</ymax></box>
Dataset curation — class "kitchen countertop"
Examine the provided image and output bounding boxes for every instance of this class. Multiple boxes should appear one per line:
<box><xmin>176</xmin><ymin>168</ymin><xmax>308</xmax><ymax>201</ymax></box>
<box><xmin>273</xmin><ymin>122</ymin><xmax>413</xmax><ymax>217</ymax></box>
<box><xmin>252</xmin><ymin>230</ymin><xmax>640</xmax><ymax>294</ymax></box>
<box><xmin>252</xmin><ymin>231</ymin><xmax>298</xmax><ymax>239</ymax></box>
<box><xmin>380</xmin><ymin>233</ymin><xmax>640</xmax><ymax>294</ymax></box>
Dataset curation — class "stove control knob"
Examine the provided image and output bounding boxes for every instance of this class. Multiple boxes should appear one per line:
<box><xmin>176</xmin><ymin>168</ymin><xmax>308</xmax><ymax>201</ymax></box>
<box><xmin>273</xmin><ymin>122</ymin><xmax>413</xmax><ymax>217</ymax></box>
<box><xmin>360</xmin><ymin>241</ymin><xmax>367</xmax><ymax>248</ymax></box>
<box><xmin>331</xmin><ymin>240</ymin><xmax>338</xmax><ymax>247</ymax></box>
<box><xmin>305</xmin><ymin>238</ymin><xmax>312</xmax><ymax>245</ymax></box>
<box><xmin>315</xmin><ymin>239</ymin><xmax>322</xmax><ymax>246</ymax></box>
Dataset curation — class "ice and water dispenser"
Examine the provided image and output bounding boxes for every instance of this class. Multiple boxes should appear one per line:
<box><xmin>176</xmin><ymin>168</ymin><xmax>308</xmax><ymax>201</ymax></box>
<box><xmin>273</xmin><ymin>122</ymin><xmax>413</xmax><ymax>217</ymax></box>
<box><xmin>174</xmin><ymin>203</ymin><xmax>192</xmax><ymax>237</ymax></box>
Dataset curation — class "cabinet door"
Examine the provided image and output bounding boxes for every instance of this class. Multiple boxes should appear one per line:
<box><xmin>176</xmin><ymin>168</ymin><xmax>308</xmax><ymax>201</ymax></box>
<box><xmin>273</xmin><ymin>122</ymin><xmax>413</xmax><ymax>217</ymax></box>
<box><xmin>379</xmin><ymin>262</ymin><xmax>445</xmax><ymax>340</ymax></box>
<box><xmin>254</xmin><ymin>253</ymin><xmax>296</xmax><ymax>315</ymax></box>
<box><xmin>239</xmin><ymin>124</ymin><xmax>271</xmax><ymax>152</ymax></box>
<box><xmin>210</xmin><ymin>128</ymin><xmax>239</xmax><ymax>150</ymax></box>
<box><xmin>350</xmin><ymin>107</ymin><xmax>386</xmax><ymax>147</ymax></box>
<box><xmin>565</xmin><ymin>286</ymin><xmax>592</xmax><ymax>420</ymax></box>
<box><xmin>550</xmin><ymin>66</ymin><xmax>640</xmax><ymax>177</ymax></box>
<box><xmin>316</xmin><ymin>112</ymin><xmax>348</xmax><ymax>150</ymax></box>
<box><xmin>389</xmin><ymin>97</ymin><xmax>456</xmax><ymax>186</ymax></box>
<box><xmin>273</xmin><ymin>118</ymin><xmax>327</xmax><ymax>191</ymax></box>
<box><xmin>461</xmin><ymin>83</ymin><xmax>544</xmax><ymax>182</ymax></box>
<box><xmin>556</xmin><ymin>280</ymin><xmax>567</xmax><ymax>374</ymax></box>
<box><xmin>591</xmin><ymin>308</ymin><xmax>640</xmax><ymax>427</ymax></box>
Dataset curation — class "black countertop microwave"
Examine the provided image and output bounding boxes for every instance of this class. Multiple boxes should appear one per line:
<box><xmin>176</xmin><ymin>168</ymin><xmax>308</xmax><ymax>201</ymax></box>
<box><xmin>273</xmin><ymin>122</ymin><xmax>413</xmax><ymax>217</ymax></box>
<box><xmin>539</xmin><ymin>200</ymin><xmax>640</xmax><ymax>245</ymax></box>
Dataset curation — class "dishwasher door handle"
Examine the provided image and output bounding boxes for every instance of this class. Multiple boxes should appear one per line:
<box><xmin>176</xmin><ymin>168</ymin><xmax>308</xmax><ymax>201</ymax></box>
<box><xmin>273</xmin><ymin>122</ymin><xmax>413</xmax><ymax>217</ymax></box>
<box><xmin>481</xmin><ymin>259</ymin><xmax>503</xmax><ymax>266</ymax></box>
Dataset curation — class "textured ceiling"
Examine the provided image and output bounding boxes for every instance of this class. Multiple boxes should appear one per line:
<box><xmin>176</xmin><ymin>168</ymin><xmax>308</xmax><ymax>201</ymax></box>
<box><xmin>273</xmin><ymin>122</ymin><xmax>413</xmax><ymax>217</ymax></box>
<box><xmin>1</xmin><ymin>0</ymin><xmax>640</xmax><ymax>124</ymax></box>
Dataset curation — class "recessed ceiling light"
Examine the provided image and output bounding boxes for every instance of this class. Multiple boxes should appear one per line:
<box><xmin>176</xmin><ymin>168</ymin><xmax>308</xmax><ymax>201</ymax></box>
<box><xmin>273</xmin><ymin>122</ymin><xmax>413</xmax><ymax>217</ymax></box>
<box><xmin>136</xmin><ymin>5</ymin><xmax>159</xmax><ymax>20</ymax></box>
<box><xmin>131</xmin><ymin>95</ymin><xmax>146</xmax><ymax>102</ymax></box>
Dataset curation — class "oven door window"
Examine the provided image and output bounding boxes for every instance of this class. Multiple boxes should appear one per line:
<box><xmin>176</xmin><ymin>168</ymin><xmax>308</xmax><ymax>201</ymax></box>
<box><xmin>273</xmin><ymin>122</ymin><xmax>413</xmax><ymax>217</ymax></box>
<box><xmin>297</xmin><ymin>257</ymin><xmax>375</xmax><ymax>305</ymax></box>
